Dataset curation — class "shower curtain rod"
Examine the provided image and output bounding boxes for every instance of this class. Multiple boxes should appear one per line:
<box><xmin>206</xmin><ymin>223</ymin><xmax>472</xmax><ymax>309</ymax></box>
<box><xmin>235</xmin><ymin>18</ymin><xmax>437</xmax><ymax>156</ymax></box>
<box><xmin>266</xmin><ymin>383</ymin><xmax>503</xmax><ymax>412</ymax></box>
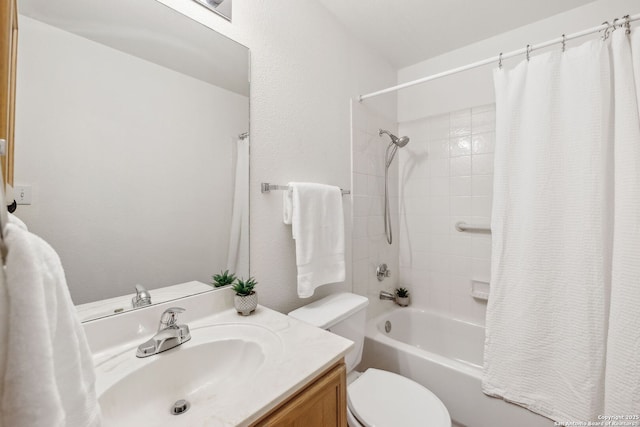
<box><xmin>359</xmin><ymin>13</ymin><xmax>640</xmax><ymax>101</ymax></box>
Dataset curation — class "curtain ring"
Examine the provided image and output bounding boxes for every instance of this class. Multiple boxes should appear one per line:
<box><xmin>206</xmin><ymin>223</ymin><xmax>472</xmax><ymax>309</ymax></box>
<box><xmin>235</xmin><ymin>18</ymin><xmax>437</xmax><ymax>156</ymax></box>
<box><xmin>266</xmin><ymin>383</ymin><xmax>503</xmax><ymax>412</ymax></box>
<box><xmin>624</xmin><ymin>14</ymin><xmax>631</xmax><ymax>35</ymax></box>
<box><xmin>613</xmin><ymin>18</ymin><xmax>620</xmax><ymax>31</ymax></box>
<box><xmin>498</xmin><ymin>52</ymin><xmax>503</xmax><ymax>69</ymax></box>
<box><xmin>602</xmin><ymin>21</ymin><xmax>611</xmax><ymax>40</ymax></box>
<box><xmin>526</xmin><ymin>44</ymin><xmax>532</xmax><ymax>62</ymax></box>
<box><xmin>561</xmin><ymin>34</ymin><xmax>566</xmax><ymax>52</ymax></box>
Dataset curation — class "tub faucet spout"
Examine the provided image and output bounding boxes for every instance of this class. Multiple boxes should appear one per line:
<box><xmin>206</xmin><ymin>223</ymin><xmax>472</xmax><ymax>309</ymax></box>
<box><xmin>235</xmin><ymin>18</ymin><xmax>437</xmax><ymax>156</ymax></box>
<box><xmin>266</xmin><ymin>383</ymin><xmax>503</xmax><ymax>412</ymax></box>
<box><xmin>132</xmin><ymin>284</ymin><xmax>152</xmax><ymax>308</ymax></box>
<box><xmin>379</xmin><ymin>291</ymin><xmax>395</xmax><ymax>301</ymax></box>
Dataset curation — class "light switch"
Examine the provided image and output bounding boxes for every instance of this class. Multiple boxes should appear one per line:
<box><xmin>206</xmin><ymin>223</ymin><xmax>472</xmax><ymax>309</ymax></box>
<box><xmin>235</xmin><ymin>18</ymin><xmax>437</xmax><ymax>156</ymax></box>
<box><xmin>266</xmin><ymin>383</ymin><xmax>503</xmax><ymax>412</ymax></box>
<box><xmin>15</xmin><ymin>185</ymin><xmax>32</xmax><ymax>205</ymax></box>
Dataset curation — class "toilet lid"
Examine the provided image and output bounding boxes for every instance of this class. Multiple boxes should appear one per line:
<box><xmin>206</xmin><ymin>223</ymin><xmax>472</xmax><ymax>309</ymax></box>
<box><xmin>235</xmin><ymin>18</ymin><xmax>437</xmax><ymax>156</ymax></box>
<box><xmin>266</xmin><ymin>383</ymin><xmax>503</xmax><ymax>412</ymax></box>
<box><xmin>348</xmin><ymin>369</ymin><xmax>451</xmax><ymax>427</ymax></box>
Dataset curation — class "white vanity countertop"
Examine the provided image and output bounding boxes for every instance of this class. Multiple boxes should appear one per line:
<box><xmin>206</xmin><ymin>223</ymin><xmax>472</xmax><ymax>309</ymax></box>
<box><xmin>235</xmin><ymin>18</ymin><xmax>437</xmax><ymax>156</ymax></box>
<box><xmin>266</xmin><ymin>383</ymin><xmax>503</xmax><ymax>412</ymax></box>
<box><xmin>88</xmin><ymin>288</ymin><xmax>353</xmax><ymax>427</ymax></box>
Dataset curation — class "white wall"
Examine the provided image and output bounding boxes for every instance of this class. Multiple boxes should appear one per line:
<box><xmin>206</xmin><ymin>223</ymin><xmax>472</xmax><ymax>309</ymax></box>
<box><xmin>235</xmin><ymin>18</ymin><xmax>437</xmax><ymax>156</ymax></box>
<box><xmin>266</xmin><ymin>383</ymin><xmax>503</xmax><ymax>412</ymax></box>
<box><xmin>154</xmin><ymin>0</ymin><xmax>397</xmax><ymax>313</ymax></box>
<box><xmin>14</xmin><ymin>16</ymin><xmax>249</xmax><ymax>304</ymax></box>
<box><xmin>394</xmin><ymin>0</ymin><xmax>637</xmax><ymax>325</ymax></box>
<box><xmin>397</xmin><ymin>0</ymin><xmax>638</xmax><ymax>121</ymax></box>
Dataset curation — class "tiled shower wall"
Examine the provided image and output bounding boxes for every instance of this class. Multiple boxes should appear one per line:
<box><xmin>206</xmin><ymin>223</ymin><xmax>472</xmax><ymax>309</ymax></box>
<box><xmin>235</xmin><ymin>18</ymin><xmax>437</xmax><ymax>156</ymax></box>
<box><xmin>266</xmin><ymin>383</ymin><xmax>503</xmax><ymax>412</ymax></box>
<box><xmin>351</xmin><ymin>101</ymin><xmax>399</xmax><ymax>319</ymax></box>
<box><xmin>398</xmin><ymin>105</ymin><xmax>495</xmax><ymax>326</ymax></box>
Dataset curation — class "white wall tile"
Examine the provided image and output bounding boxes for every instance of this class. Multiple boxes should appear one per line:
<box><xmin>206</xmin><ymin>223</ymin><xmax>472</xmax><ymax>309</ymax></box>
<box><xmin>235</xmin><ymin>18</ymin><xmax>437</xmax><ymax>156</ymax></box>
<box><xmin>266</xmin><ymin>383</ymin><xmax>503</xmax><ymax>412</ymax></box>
<box><xmin>472</xmin><ymin>258</ymin><xmax>491</xmax><ymax>282</ymax></box>
<box><xmin>450</xmin><ymin>155</ymin><xmax>471</xmax><ymax>176</ymax></box>
<box><xmin>353</xmin><ymin>173</ymin><xmax>368</xmax><ymax>195</ymax></box>
<box><xmin>353</xmin><ymin>217</ymin><xmax>367</xmax><ymax>238</ymax></box>
<box><xmin>450</xmin><ymin>109</ymin><xmax>472</xmax><ymax>137</ymax></box>
<box><xmin>472</xmin><ymin>175</ymin><xmax>493</xmax><ymax>196</ymax></box>
<box><xmin>472</xmin><ymin>196</ymin><xmax>493</xmax><ymax>217</ymax></box>
<box><xmin>451</xmin><ymin>196</ymin><xmax>472</xmax><ymax>216</ymax></box>
<box><xmin>471</xmin><ymin>132</ymin><xmax>495</xmax><ymax>154</ymax></box>
<box><xmin>429</xmin><ymin>158</ymin><xmax>450</xmax><ymax>177</ymax></box>
<box><xmin>430</xmin><ymin>176</ymin><xmax>451</xmax><ymax>196</ymax></box>
<box><xmin>428</xmin><ymin>196</ymin><xmax>450</xmax><ymax>216</ymax></box>
<box><xmin>352</xmin><ymin>105</ymin><xmax>399</xmax><ymax>318</ymax></box>
<box><xmin>428</xmin><ymin>139</ymin><xmax>450</xmax><ymax>159</ymax></box>
<box><xmin>398</xmin><ymin>104</ymin><xmax>495</xmax><ymax>326</ymax></box>
<box><xmin>471</xmin><ymin>235</ymin><xmax>492</xmax><ymax>259</ymax></box>
<box><xmin>472</xmin><ymin>153</ymin><xmax>494</xmax><ymax>175</ymax></box>
<box><xmin>471</xmin><ymin>104</ymin><xmax>496</xmax><ymax>134</ymax></box>
<box><xmin>426</xmin><ymin>114</ymin><xmax>450</xmax><ymax>141</ymax></box>
<box><xmin>449</xmin><ymin>136</ymin><xmax>472</xmax><ymax>157</ymax></box>
<box><xmin>450</xmin><ymin>176</ymin><xmax>472</xmax><ymax>196</ymax></box>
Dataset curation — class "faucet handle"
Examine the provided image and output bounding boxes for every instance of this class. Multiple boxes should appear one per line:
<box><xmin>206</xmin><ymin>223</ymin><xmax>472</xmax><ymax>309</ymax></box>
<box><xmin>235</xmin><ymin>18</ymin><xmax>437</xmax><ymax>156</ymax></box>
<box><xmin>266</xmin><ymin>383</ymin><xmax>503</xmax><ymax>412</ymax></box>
<box><xmin>159</xmin><ymin>307</ymin><xmax>185</xmax><ymax>330</ymax></box>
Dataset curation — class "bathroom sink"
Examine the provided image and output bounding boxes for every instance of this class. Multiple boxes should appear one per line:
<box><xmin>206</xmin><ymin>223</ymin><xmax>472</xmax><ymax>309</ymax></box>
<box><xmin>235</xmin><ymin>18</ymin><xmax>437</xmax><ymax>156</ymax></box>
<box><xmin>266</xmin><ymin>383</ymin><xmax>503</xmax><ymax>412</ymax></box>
<box><xmin>96</xmin><ymin>323</ymin><xmax>283</xmax><ymax>427</ymax></box>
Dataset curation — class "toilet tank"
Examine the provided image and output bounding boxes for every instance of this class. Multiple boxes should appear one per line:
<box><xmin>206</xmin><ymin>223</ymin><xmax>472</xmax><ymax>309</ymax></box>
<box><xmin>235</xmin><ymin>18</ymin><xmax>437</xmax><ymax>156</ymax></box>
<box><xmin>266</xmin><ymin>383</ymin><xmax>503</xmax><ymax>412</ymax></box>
<box><xmin>288</xmin><ymin>293</ymin><xmax>369</xmax><ymax>373</ymax></box>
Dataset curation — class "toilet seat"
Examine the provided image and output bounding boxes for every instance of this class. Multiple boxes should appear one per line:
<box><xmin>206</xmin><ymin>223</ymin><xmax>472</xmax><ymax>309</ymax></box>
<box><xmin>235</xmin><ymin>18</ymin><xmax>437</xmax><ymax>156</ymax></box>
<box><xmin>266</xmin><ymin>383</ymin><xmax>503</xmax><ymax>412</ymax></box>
<box><xmin>347</xmin><ymin>368</ymin><xmax>451</xmax><ymax>427</ymax></box>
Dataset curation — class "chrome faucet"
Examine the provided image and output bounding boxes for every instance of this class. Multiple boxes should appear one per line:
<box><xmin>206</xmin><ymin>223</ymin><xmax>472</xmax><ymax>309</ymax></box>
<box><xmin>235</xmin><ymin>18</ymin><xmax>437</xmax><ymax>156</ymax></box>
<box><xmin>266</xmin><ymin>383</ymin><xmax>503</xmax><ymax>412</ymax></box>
<box><xmin>379</xmin><ymin>290</ymin><xmax>395</xmax><ymax>301</ymax></box>
<box><xmin>136</xmin><ymin>307</ymin><xmax>191</xmax><ymax>358</ymax></box>
<box><xmin>132</xmin><ymin>284</ymin><xmax>152</xmax><ymax>308</ymax></box>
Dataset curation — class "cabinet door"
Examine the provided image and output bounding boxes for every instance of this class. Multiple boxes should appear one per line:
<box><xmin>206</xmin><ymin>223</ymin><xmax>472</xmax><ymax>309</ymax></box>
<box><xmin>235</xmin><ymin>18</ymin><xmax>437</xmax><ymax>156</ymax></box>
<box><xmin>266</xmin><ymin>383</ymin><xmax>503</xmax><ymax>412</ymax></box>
<box><xmin>253</xmin><ymin>362</ymin><xmax>347</xmax><ymax>427</ymax></box>
<box><xmin>0</xmin><ymin>0</ymin><xmax>17</xmax><ymax>188</ymax></box>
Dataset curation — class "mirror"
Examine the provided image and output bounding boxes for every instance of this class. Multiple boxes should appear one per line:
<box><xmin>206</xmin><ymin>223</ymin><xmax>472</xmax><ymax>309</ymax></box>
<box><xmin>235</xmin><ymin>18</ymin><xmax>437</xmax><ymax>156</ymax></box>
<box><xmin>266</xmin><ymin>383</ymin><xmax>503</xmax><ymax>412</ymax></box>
<box><xmin>14</xmin><ymin>0</ymin><xmax>250</xmax><ymax>321</ymax></box>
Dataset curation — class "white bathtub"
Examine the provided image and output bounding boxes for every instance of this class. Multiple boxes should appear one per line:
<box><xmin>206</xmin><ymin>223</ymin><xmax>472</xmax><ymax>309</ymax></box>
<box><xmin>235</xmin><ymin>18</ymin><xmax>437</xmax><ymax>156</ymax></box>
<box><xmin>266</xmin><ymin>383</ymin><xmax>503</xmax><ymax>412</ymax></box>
<box><xmin>359</xmin><ymin>307</ymin><xmax>554</xmax><ymax>427</ymax></box>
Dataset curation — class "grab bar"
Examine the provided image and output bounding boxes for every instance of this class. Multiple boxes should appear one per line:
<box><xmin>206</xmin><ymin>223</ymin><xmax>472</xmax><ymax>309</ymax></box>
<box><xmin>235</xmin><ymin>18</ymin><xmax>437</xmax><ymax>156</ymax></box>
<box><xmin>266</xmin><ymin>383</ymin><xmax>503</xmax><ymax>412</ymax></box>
<box><xmin>455</xmin><ymin>221</ymin><xmax>491</xmax><ymax>233</ymax></box>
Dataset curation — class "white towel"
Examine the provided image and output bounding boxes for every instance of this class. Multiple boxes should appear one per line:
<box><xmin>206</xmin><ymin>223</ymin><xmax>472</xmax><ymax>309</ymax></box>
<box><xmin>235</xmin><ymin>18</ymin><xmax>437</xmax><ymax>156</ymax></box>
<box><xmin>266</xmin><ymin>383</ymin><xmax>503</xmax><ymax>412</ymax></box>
<box><xmin>1</xmin><ymin>223</ymin><xmax>102</xmax><ymax>427</ymax></box>
<box><xmin>283</xmin><ymin>187</ymin><xmax>293</xmax><ymax>225</ymax></box>
<box><xmin>288</xmin><ymin>182</ymin><xmax>345</xmax><ymax>298</ymax></box>
<box><xmin>7</xmin><ymin>213</ymin><xmax>27</xmax><ymax>231</ymax></box>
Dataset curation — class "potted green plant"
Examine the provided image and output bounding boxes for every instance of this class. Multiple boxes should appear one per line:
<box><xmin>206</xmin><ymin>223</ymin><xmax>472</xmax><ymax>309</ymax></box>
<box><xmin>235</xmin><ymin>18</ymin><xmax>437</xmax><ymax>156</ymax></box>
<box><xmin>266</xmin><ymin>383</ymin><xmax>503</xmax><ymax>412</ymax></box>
<box><xmin>395</xmin><ymin>287</ymin><xmax>410</xmax><ymax>307</ymax></box>
<box><xmin>211</xmin><ymin>270</ymin><xmax>236</xmax><ymax>288</ymax></box>
<box><xmin>232</xmin><ymin>277</ymin><xmax>258</xmax><ymax>316</ymax></box>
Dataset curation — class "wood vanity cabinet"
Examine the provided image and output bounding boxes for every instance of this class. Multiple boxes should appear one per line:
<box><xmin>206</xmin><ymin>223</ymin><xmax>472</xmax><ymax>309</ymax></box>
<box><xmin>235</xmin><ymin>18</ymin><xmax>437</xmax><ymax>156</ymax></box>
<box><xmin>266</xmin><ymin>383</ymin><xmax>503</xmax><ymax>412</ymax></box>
<box><xmin>0</xmin><ymin>0</ymin><xmax>16</xmax><ymax>189</ymax></box>
<box><xmin>251</xmin><ymin>361</ymin><xmax>347</xmax><ymax>427</ymax></box>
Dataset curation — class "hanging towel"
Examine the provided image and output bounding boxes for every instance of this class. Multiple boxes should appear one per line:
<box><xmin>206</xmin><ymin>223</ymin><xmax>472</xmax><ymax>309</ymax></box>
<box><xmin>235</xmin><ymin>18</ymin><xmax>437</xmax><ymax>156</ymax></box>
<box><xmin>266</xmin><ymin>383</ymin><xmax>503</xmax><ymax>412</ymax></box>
<box><xmin>283</xmin><ymin>187</ymin><xmax>293</xmax><ymax>225</ymax></box>
<box><xmin>7</xmin><ymin>213</ymin><xmax>27</xmax><ymax>231</ymax></box>
<box><xmin>287</xmin><ymin>182</ymin><xmax>345</xmax><ymax>298</ymax></box>
<box><xmin>1</xmin><ymin>223</ymin><xmax>102</xmax><ymax>427</ymax></box>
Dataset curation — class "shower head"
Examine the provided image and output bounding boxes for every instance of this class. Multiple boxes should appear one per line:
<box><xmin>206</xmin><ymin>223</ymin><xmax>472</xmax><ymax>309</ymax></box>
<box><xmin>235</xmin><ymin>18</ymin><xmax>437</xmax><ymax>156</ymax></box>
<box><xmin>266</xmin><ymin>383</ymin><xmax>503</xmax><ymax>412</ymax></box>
<box><xmin>378</xmin><ymin>129</ymin><xmax>411</xmax><ymax>246</ymax></box>
<box><xmin>379</xmin><ymin>129</ymin><xmax>410</xmax><ymax>147</ymax></box>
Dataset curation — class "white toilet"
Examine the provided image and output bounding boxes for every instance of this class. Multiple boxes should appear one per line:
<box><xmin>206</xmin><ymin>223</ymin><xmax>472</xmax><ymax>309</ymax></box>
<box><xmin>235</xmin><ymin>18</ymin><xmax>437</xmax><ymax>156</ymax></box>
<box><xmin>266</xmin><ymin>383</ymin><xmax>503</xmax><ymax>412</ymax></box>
<box><xmin>289</xmin><ymin>292</ymin><xmax>451</xmax><ymax>427</ymax></box>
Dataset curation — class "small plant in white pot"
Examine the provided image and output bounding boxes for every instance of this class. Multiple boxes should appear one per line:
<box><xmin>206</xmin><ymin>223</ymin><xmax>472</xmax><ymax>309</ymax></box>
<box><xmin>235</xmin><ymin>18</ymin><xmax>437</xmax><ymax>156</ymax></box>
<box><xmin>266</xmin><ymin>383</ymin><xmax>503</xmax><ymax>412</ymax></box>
<box><xmin>395</xmin><ymin>287</ymin><xmax>410</xmax><ymax>307</ymax></box>
<box><xmin>211</xmin><ymin>270</ymin><xmax>236</xmax><ymax>288</ymax></box>
<box><xmin>232</xmin><ymin>277</ymin><xmax>258</xmax><ymax>316</ymax></box>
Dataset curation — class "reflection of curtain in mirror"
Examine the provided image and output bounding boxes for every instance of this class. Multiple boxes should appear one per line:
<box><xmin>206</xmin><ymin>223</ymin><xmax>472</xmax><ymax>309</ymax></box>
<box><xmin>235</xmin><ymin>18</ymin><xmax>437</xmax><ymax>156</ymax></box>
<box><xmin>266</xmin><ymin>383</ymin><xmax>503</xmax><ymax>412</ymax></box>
<box><xmin>226</xmin><ymin>136</ymin><xmax>249</xmax><ymax>278</ymax></box>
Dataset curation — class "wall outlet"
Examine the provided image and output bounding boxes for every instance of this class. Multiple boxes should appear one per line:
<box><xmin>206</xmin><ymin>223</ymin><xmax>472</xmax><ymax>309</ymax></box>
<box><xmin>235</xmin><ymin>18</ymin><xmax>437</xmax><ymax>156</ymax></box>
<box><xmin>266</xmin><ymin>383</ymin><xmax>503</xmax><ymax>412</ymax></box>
<box><xmin>15</xmin><ymin>185</ymin><xmax>32</xmax><ymax>205</ymax></box>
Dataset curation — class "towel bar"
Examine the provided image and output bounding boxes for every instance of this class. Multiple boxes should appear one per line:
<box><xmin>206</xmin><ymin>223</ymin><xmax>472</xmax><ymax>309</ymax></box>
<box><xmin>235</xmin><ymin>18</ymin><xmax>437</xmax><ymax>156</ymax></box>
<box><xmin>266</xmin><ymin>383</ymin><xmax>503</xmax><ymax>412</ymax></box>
<box><xmin>261</xmin><ymin>182</ymin><xmax>350</xmax><ymax>196</ymax></box>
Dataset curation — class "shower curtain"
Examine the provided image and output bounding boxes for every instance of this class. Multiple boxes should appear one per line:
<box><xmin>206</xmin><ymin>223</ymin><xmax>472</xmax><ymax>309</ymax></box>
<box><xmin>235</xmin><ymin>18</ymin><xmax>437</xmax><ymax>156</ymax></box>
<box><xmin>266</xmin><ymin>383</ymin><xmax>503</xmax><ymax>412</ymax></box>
<box><xmin>226</xmin><ymin>136</ymin><xmax>249</xmax><ymax>278</ymax></box>
<box><xmin>484</xmin><ymin>29</ymin><xmax>640</xmax><ymax>421</ymax></box>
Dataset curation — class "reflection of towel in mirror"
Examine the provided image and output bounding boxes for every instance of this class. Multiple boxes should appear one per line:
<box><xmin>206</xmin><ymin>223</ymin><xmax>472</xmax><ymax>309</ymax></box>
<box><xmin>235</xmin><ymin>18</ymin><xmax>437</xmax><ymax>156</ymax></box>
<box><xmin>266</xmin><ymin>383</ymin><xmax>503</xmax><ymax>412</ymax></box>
<box><xmin>1</xmin><ymin>223</ymin><xmax>102</xmax><ymax>427</ymax></box>
<box><xmin>287</xmin><ymin>182</ymin><xmax>345</xmax><ymax>298</ymax></box>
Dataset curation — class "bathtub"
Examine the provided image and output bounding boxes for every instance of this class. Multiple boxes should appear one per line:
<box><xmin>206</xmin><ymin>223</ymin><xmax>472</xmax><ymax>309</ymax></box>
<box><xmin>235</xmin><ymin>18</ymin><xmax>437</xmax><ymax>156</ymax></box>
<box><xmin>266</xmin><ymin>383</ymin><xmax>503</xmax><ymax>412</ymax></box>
<box><xmin>358</xmin><ymin>307</ymin><xmax>554</xmax><ymax>427</ymax></box>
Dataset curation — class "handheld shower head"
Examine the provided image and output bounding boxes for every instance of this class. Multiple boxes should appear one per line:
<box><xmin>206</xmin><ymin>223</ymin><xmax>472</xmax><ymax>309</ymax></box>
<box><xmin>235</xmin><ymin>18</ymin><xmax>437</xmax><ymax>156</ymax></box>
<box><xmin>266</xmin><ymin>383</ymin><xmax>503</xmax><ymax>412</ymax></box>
<box><xmin>379</xmin><ymin>129</ymin><xmax>410</xmax><ymax>147</ymax></box>
<box><xmin>395</xmin><ymin>135</ymin><xmax>410</xmax><ymax>147</ymax></box>
<box><xmin>378</xmin><ymin>128</ymin><xmax>411</xmax><ymax>245</ymax></box>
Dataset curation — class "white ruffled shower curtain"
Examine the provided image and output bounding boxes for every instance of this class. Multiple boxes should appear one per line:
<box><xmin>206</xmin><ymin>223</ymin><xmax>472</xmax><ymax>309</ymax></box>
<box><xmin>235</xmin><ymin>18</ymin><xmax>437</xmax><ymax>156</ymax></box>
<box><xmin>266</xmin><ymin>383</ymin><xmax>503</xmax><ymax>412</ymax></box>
<box><xmin>484</xmin><ymin>29</ymin><xmax>640</xmax><ymax>421</ymax></box>
<box><xmin>226</xmin><ymin>136</ymin><xmax>249</xmax><ymax>278</ymax></box>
